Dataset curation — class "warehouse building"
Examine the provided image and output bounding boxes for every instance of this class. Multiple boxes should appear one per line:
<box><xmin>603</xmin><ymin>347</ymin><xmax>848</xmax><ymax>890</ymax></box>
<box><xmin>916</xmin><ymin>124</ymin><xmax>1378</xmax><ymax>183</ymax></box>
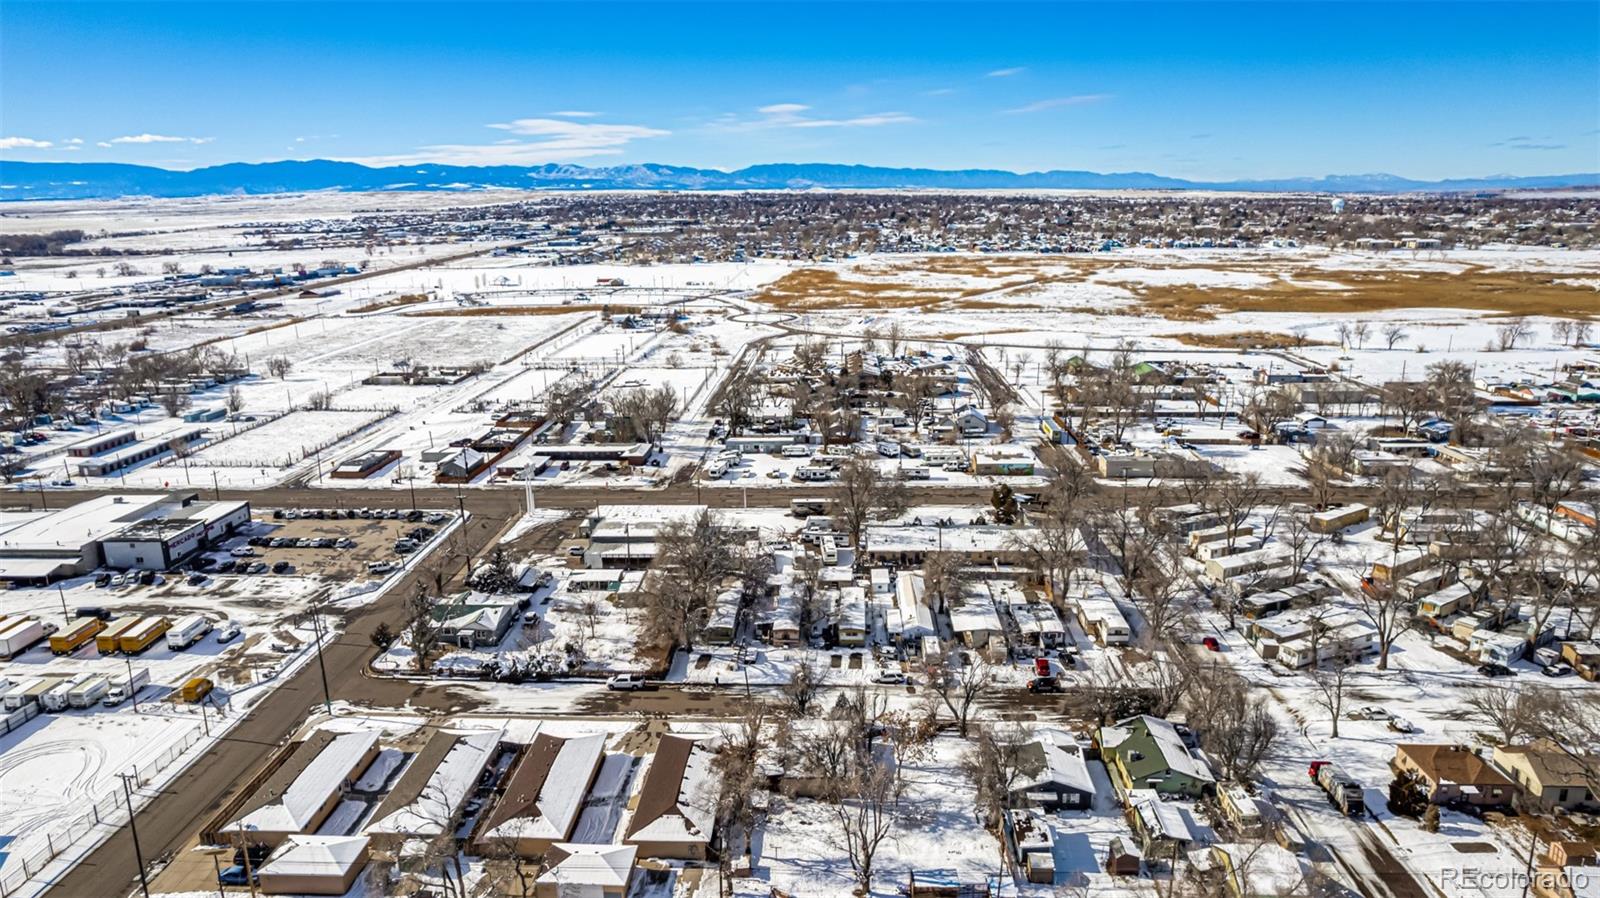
<box><xmin>0</xmin><ymin>492</ymin><xmax>252</xmax><ymax>584</ymax></box>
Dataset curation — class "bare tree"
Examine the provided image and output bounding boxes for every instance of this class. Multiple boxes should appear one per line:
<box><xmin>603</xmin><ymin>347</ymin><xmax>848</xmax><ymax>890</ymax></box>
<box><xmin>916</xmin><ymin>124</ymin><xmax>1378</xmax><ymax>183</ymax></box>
<box><xmin>1184</xmin><ymin>665</ymin><xmax>1281</xmax><ymax>783</ymax></box>
<box><xmin>925</xmin><ymin>653</ymin><xmax>997</xmax><ymax>737</ymax></box>
<box><xmin>713</xmin><ymin>365</ymin><xmax>760</xmax><ymax>436</ymax></box>
<box><xmin>159</xmin><ymin>387</ymin><xmax>192</xmax><ymax>418</ymax></box>
<box><xmin>781</xmin><ymin>654</ymin><xmax>821</xmax><ymax>716</ymax></box>
<box><xmin>403</xmin><ymin>584</ymin><xmax>440</xmax><ymax>673</ymax></box>
<box><xmin>1351</xmin><ymin>321</ymin><xmax>1371</xmax><ymax>349</ymax></box>
<box><xmin>920</xmin><ymin>551</ymin><xmax>972</xmax><ymax>617</ymax></box>
<box><xmin>884</xmin><ymin>321</ymin><xmax>905</xmax><ymax>358</ymax></box>
<box><xmin>1309</xmin><ymin>647</ymin><xmax>1360</xmax><ymax>738</ymax></box>
<box><xmin>1381</xmin><ymin>322</ymin><xmax>1410</xmax><ymax>350</ymax></box>
<box><xmin>642</xmin><ymin>509</ymin><xmax>737</xmax><ymax>652</ymax></box>
<box><xmin>225</xmin><ymin>385</ymin><xmax>245</xmax><ymax>415</ymax></box>
<box><xmin>265</xmin><ymin>355</ymin><xmax>293</xmax><ymax>379</ymax></box>
<box><xmin>607</xmin><ymin>384</ymin><xmax>678</xmax><ymax>444</ymax></box>
<box><xmin>1354</xmin><ymin>570</ymin><xmax>1418</xmax><ymax>672</ymax></box>
<box><xmin>1494</xmin><ymin>319</ymin><xmax>1533</xmax><ymax>351</ymax></box>
<box><xmin>829</xmin><ymin>751</ymin><xmax>898</xmax><ymax>894</ymax></box>
<box><xmin>835</xmin><ymin>455</ymin><xmax>908</xmax><ymax>549</ymax></box>
<box><xmin>1129</xmin><ymin>555</ymin><xmax>1191</xmax><ymax>645</ymax></box>
<box><xmin>1010</xmin><ymin>475</ymin><xmax>1090</xmax><ymax>600</ymax></box>
<box><xmin>1466</xmin><ymin>685</ymin><xmax>1554</xmax><ymax>745</ymax></box>
<box><xmin>961</xmin><ymin>722</ymin><xmax>1044</xmax><ymax>835</ymax></box>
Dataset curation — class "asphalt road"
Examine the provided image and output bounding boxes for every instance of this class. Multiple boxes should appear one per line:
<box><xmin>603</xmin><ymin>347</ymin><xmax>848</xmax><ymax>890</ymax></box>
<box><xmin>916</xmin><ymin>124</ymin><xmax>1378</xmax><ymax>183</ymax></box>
<box><xmin>45</xmin><ymin>491</ymin><xmax>517</xmax><ymax>898</ymax></box>
<box><xmin>35</xmin><ymin>473</ymin><xmax>1483</xmax><ymax>897</ymax></box>
<box><xmin>14</xmin><ymin>476</ymin><xmax>1500</xmax><ymax>518</ymax></box>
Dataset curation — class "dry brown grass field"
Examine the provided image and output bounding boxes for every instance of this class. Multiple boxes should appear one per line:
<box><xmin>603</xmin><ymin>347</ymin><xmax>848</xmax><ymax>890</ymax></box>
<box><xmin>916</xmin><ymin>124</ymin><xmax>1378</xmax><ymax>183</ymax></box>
<box><xmin>753</xmin><ymin>257</ymin><xmax>1600</xmax><ymax>320</ymax></box>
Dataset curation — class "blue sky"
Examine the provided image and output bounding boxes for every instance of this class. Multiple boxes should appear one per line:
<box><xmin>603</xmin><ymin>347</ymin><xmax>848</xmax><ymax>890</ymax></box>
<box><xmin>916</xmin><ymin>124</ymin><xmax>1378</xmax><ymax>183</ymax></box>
<box><xmin>2</xmin><ymin>1</ymin><xmax>1596</xmax><ymax>179</ymax></box>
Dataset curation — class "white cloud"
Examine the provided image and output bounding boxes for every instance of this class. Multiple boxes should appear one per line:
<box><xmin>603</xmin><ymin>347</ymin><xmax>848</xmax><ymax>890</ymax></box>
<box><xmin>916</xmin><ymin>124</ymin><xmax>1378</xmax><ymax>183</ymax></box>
<box><xmin>0</xmin><ymin>137</ymin><xmax>54</xmax><ymax>149</ymax></box>
<box><xmin>344</xmin><ymin>117</ymin><xmax>669</xmax><ymax>166</ymax></box>
<box><xmin>716</xmin><ymin>104</ymin><xmax>917</xmax><ymax>131</ymax></box>
<box><xmin>758</xmin><ymin>103</ymin><xmax>811</xmax><ymax>116</ymax></box>
<box><xmin>1002</xmin><ymin>94</ymin><xmax>1111</xmax><ymax>114</ymax></box>
<box><xmin>792</xmin><ymin>112</ymin><xmax>917</xmax><ymax>128</ymax></box>
<box><xmin>108</xmin><ymin>133</ymin><xmax>214</xmax><ymax>145</ymax></box>
<box><xmin>65</xmin><ymin>137</ymin><xmax>84</xmax><ymax>145</ymax></box>
<box><xmin>549</xmin><ymin>110</ymin><xmax>599</xmax><ymax>118</ymax></box>
<box><xmin>986</xmin><ymin>67</ymin><xmax>1026</xmax><ymax>78</ymax></box>
<box><xmin>923</xmin><ymin>88</ymin><xmax>957</xmax><ymax>97</ymax></box>
<box><xmin>96</xmin><ymin>141</ymin><xmax>112</xmax><ymax>148</ymax></box>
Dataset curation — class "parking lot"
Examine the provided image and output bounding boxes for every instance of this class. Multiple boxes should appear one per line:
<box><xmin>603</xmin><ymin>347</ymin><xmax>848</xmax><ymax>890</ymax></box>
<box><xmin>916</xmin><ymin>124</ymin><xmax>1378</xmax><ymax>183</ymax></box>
<box><xmin>221</xmin><ymin>508</ymin><xmax>455</xmax><ymax>580</ymax></box>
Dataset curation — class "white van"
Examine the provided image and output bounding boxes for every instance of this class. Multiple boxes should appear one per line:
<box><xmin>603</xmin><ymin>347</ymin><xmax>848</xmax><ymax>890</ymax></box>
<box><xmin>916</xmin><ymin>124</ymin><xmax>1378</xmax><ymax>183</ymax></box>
<box><xmin>876</xmin><ymin>440</ymin><xmax>901</xmax><ymax>458</ymax></box>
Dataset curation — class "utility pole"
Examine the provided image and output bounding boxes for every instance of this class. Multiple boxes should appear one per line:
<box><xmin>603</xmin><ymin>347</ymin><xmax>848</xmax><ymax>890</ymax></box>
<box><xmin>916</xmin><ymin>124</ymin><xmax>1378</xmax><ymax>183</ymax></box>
<box><xmin>310</xmin><ymin>605</ymin><xmax>333</xmax><ymax>715</ymax></box>
<box><xmin>118</xmin><ymin>772</ymin><xmax>151</xmax><ymax>898</ymax></box>
<box><xmin>57</xmin><ymin>582</ymin><xmax>71</xmax><ymax>626</ymax></box>
<box><xmin>125</xmin><ymin>655</ymin><xmax>139</xmax><ymax>714</ymax></box>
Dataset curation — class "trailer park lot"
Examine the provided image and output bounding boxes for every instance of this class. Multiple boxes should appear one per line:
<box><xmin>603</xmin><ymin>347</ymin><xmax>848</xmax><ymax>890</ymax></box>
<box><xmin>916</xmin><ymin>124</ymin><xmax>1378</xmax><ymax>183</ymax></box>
<box><xmin>0</xmin><ymin>195</ymin><xmax>1598</xmax><ymax>898</ymax></box>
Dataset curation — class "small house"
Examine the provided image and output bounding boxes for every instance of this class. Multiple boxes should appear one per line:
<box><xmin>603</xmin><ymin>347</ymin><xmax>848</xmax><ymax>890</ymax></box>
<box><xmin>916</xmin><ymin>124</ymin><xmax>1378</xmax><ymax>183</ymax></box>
<box><xmin>1391</xmin><ymin>744</ymin><xmax>1513</xmax><ymax>808</ymax></box>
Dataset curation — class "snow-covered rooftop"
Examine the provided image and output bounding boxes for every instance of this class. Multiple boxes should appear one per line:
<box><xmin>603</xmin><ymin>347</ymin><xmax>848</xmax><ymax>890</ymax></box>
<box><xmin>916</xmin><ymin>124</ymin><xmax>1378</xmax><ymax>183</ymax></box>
<box><xmin>233</xmin><ymin>731</ymin><xmax>379</xmax><ymax>835</ymax></box>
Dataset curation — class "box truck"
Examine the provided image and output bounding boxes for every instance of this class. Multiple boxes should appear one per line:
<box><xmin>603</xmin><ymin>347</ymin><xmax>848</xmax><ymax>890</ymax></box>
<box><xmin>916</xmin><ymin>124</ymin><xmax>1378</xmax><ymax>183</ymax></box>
<box><xmin>50</xmin><ymin>617</ymin><xmax>106</xmax><ymax>655</ymax></box>
<box><xmin>166</xmin><ymin>615</ymin><xmax>212</xmax><ymax>651</ymax></box>
<box><xmin>42</xmin><ymin>675</ymin><xmax>90</xmax><ymax>712</ymax></box>
<box><xmin>119</xmin><ymin>617</ymin><xmax>172</xmax><ymax>655</ymax></box>
<box><xmin>0</xmin><ymin>618</ymin><xmax>53</xmax><ymax>660</ymax></box>
<box><xmin>4</xmin><ymin>677</ymin><xmax>59</xmax><ymax>711</ymax></box>
<box><xmin>97</xmin><ymin>617</ymin><xmax>142</xmax><ymax>654</ymax></box>
<box><xmin>67</xmin><ymin>675</ymin><xmax>111</xmax><ymax>709</ymax></box>
<box><xmin>103</xmin><ymin>669</ymin><xmax>150</xmax><ymax>706</ymax></box>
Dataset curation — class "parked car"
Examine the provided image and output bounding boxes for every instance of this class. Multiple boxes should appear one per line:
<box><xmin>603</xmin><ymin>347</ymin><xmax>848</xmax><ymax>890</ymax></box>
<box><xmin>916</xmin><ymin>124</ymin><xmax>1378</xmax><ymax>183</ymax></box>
<box><xmin>216</xmin><ymin>623</ymin><xmax>241</xmax><ymax>643</ymax></box>
<box><xmin>1478</xmin><ymin>662</ymin><xmax>1516</xmax><ymax>678</ymax></box>
<box><xmin>186</xmin><ymin>573</ymin><xmax>207</xmax><ymax>586</ymax></box>
<box><xmin>1387</xmin><ymin>716</ymin><xmax>1417</xmax><ymax>734</ymax></box>
<box><xmin>606</xmin><ymin>674</ymin><xmax>648</xmax><ymax>691</ymax></box>
<box><xmin>1346</xmin><ymin>706</ymin><xmax>1391</xmax><ymax>721</ymax></box>
<box><xmin>94</xmin><ymin>573</ymin><xmax>111</xmax><ymax>588</ymax></box>
<box><xmin>247</xmin><ymin>562</ymin><xmax>268</xmax><ymax>574</ymax></box>
<box><xmin>1027</xmin><ymin>676</ymin><xmax>1063</xmax><ymax>693</ymax></box>
<box><xmin>1541</xmin><ymin>664</ymin><xmax>1574</xmax><ymax>678</ymax></box>
<box><xmin>137</xmin><ymin>569</ymin><xmax>156</xmax><ymax>586</ymax></box>
<box><xmin>1202</xmin><ymin>636</ymin><xmax>1222</xmax><ymax>652</ymax></box>
<box><xmin>217</xmin><ymin>865</ymin><xmax>258</xmax><ymax>887</ymax></box>
<box><xmin>271</xmin><ymin>560</ymin><xmax>290</xmax><ymax>574</ymax></box>
<box><xmin>229</xmin><ymin>546</ymin><xmax>255</xmax><ymax>558</ymax></box>
<box><xmin>872</xmin><ymin>671</ymin><xmax>907</xmax><ymax>685</ymax></box>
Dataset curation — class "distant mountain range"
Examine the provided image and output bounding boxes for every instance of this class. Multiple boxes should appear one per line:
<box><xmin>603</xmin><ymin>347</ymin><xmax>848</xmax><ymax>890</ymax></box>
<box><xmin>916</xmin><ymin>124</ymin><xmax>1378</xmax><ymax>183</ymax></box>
<box><xmin>0</xmin><ymin>159</ymin><xmax>1595</xmax><ymax>201</ymax></box>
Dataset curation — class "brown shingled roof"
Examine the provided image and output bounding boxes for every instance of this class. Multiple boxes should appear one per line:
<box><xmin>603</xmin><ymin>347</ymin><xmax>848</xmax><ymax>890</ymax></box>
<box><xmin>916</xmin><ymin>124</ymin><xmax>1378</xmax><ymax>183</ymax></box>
<box><xmin>1397</xmin><ymin>744</ymin><xmax>1514</xmax><ymax>789</ymax></box>
<box><xmin>480</xmin><ymin>733</ymin><xmax>567</xmax><ymax>836</ymax></box>
<box><xmin>625</xmin><ymin>734</ymin><xmax>696</xmax><ymax>839</ymax></box>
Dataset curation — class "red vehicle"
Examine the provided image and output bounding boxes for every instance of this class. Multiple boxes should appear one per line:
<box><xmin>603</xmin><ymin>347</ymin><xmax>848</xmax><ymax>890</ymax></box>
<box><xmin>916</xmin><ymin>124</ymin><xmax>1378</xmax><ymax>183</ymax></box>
<box><xmin>1033</xmin><ymin>657</ymin><xmax>1052</xmax><ymax>677</ymax></box>
<box><xmin>1308</xmin><ymin>760</ymin><xmax>1330</xmax><ymax>779</ymax></box>
<box><xmin>1202</xmin><ymin>636</ymin><xmax>1221</xmax><ymax>652</ymax></box>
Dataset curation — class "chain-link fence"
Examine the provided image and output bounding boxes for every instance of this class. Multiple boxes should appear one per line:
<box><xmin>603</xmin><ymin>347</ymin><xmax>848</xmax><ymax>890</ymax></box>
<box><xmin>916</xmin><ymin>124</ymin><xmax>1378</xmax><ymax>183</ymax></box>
<box><xmin>0</xmin><ymin>723</ymin><xmax>205</xmax><ymax>897</ymax></box>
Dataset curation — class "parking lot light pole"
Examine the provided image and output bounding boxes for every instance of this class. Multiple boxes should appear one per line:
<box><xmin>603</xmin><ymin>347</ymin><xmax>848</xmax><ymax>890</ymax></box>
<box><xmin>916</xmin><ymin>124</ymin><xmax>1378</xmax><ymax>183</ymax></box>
<box><xmin>56</xmin><ymin>582</ymin><xmax>71</xmax><ymax>626</ymax></box>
